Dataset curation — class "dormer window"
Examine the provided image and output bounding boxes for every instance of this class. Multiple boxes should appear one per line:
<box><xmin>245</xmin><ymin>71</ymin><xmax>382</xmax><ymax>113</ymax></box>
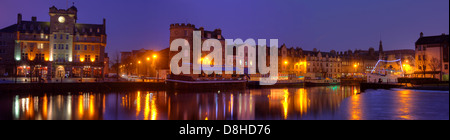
<box><xmin>90</xmin><ymin>28</ymin><xmax>93</xmax><ymax>33</ymax></box>
<box><xmin>97</xmin><ymin>28</ymin><xmax>100</xmax><ymax>33</ymax></box>
<box><xmin>22</xmin><ymin>24</ymin><xmax>26</xmax><ymax>30</ymax></box>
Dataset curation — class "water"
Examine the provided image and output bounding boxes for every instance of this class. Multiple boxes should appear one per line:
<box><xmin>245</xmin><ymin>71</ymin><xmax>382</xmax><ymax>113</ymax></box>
<box><xmin>0</xmin><ymin>86</ymin><xmax>448</xmax><ymax>120</ymax></box>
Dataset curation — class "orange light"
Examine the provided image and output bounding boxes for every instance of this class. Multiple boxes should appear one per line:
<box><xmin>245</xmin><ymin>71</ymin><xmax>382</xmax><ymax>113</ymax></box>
<box><xmin>138</xmin><ymin>61</ymin><xmax>141</xmax><ymax>64</ymax></box>
<box><xmin>147</xmin><ymin>57</ymin><xmax>150</xmax><ymax>61</ymax></box>
<box><xmin>284</xmin><ymin>61</ymin><xmax>288</xmax><ymax>65</ymax></box>
<box><xmin>45</xmin><ymin>57</ymin><xmax>49</xmax><ymax>61</ymax></box>
<box><xmin>91</xmin><ymin>59</ymin><xmax>95</xmax><ymax>62</ymax></box>
<box><xmin>80</xmin><ymin>58</ymin><xmax>85</xmax><ymax>62</ymax></box>
<box><xmin>153</xmin><ymin>55</ymin><xmax>157</xmax><ymax>58</ymax></box>
<box><xmin>354</xmin><ymin>64</ymin><xmax>357</xmax><ymax>68</ymax></box>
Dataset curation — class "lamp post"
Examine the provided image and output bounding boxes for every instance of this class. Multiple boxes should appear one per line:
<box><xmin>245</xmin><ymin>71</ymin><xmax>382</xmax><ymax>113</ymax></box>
<box><xmin>153</xmin><ymin>55</ymin><xmax>158</xmax><ymax>82</ymax></box>
<box><xmin>284</xmin><ymin>61</ymin><xmax>288</xmax><ymax>74</ymax></box>
<box><xmin>138</xmin><ymin>60</ymin><xmax>141</xmax><ymax>78</ymax></box>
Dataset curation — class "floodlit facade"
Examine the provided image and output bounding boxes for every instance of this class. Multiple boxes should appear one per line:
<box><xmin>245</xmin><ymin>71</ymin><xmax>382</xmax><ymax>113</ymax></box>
<box><xmin>0</xmin><ymin>6</ymin><xmax>107</xmax><ymax>79</ymax></box>
<box><xmin>414</xmin><ymin>32</ymin><xmax>449</xmax><ymax>81</ymax></box>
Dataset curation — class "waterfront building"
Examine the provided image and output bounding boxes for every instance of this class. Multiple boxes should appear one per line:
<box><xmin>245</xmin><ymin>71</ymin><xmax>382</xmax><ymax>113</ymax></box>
<box><xmin>338</xmin><ymin>41</ymin><xmax>415</xmax><ymax>78</ymax></box>
<box><xmin>169</xmin><ymin>23</ymin><xmax>228</xmax><ymax>79</ymax></box>
<box><xmin>279</xmin><ymin>45</ymin><xmax>342</xmax><ymax>80</ymax></box>
<box><xmin>0</xmin><ymin>5</ymin><xmax>107</xmax><ymax>79</ymax></box>
<box><xmin>414</xmin><ymin>32</ymin><xmax>449</xmax><ymax>81</ymax></box>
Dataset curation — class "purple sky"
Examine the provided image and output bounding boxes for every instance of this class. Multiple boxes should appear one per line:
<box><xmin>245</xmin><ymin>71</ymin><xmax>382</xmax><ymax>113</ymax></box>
<box><xmin>1</xmin><ymin>0</ymin><xmax>448</xmax><ymax>54</ymax></box>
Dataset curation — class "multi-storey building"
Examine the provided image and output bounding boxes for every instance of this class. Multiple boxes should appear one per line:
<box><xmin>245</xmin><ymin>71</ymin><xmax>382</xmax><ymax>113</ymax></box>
<box><xmin>169</xmin><ymin>23</ymin><xmax>227</xmax><ymax>78</ymax></box>
<box><xmin>0</xmin><ymin>6</ymin><xmax>107</xmax><ymax>79</ymax></box>
<box><xmin>279</xmin><ymin>45</ymin><xmax>342</xmax><ymax>80</ymax></box>
<box><xmin>414</xmin><ymin>32</ymin><xmax>449</xmax><ymax>81</ymax></box>
<box><xmin>337</xmin><ymin>41</ymin><xmax>415</xmax><ymax>78</ymax></box>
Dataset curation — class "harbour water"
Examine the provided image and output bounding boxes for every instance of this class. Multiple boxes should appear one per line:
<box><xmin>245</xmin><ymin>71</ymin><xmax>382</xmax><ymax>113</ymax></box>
<box><xmin>0</xmin><ymin>86</ymin><xmax>448</xmax><ymax>120</ymax></box>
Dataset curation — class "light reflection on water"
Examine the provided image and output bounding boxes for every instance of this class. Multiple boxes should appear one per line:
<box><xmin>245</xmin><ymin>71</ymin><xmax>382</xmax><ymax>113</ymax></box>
<box><xmin>3</xmin><ymin>86</ymin><xmax>448</xmax><ymax>120</ymax></box>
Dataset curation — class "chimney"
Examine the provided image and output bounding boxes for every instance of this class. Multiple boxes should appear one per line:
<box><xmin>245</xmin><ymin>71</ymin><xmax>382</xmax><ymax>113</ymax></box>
<box><xmin>199</xmin><ymin>27</ymin><xmax>204</xmax><ymax>37</ymax></box>
<box><xmin>420</xmin><ymin>32</ymin><xmax>424</xmax><ymax>38</ymax></box>
<box><xmin>32</xmin><ymin>16</ymin><xmax>37</xmax><ymax>22</ymax></box>
<box><xmin>103</xmin><ymin>18</ymin><xmax>106</xmax><ymax>31</ymax></box>
<box><xmin>17</xmin><ymin>13</ymin><xmax>22</xmax><ymax>24</ymax></box>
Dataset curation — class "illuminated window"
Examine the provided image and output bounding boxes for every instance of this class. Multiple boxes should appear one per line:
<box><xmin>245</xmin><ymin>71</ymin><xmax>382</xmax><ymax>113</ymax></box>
<box><xmin>37</xmin><ymin>43</ymin><xmax>43</xmax><ymax>49</ymax></box>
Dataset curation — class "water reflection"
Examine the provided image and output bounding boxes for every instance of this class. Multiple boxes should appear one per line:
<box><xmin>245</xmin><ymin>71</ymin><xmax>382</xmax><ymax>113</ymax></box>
<box><xmin>6</xmin><ymin>86</ymin><xmax>445</xmax><ymax>120</ymax></box>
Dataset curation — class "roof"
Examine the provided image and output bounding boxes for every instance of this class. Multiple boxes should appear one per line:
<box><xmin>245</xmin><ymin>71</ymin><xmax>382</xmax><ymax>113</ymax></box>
<box><xmin>0</xmin><ymin>21</ymin><xmax>105</xmax><ymax>36</ymax></box>
<box><xmin>0</xmin><ymin>24</ymin><xmax>18</xmax><ymax>33</ymax></box>
<box><xmin>75</xmin><ymin>23</ymin><xmax>105</xmax><ymax>36</ymax></box>
<box><xmin>416</xmin><ymin>34</ymin><xmax>449</xmax><ymax>45</ymax></box>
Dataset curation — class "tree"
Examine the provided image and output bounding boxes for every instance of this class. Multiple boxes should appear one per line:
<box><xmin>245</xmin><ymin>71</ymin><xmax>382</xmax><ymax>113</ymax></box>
<box><xmin>110</xmin><ymin>51</ymin><xmax>121</xmax><ymax>81</ymax></box>
<box><xmin>428</xmin><ymin>57</ymin><xmax>441</xmax><ymax>79</ymax></box>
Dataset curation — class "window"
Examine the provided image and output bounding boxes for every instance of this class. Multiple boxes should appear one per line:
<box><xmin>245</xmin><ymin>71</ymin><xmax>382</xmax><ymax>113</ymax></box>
<box><xmin>66</xmin><ymin>44</ymin><xmax>68</xmax><ymax>50</ymax></box>
<box><xmin>60</xmin><ymin>34</ymin><xmax>63</xmax><ymax>39</ymax></box>
<box><xmin>445</xmin><ymin>64</ymin><xmax>448</xmax><ymax>70</ymax></box>
<box><xmin>54</xmin><ymin>34</ymin><xmax>57</xmax><ymax>39</ymax></box>
<box><xmin>66</xmin><ymin>35</ymin><xmax>69</xmax><ymax>40</ymax></box>
<box><xmin>418</xmin><ymin>55</ymin><xmax>421</xmax><ymax>60</ymax></box>
<box><xmin>54</xmin><ymin>44</ymin><xmax>56</xmax><ymax>49</ymax></box>
<box><xmin>423</xmin><ymin>65</ymin><xmax>426</xmax><ymax>71</ymax></box>
<box><xmin>418</xmin><ymin>45</ymin><xmax>422</xmax><ymax>51</ymax></box>
<box><xmin>91</xmin><ymin>45</ymin><xmax>95</xmax><ymax>51</ymax></box>
<box><xmin>84</xmin><ymin>45</ymin><xmax>87</xmax><ymax>50</ymax></box>
<box><xmin>37</xmin><ymin>43</ymin><xmax>43</xmax><ymax>49</ymax></box>
<box><xmin>423</xmin><ymin>55</ymin><xmax>426</xmax><ymax>60</ymax></box>
<box><xmin>95</xmin><ymin>55</ymin><xmax>99</xmax><ymax>62</ymax></box>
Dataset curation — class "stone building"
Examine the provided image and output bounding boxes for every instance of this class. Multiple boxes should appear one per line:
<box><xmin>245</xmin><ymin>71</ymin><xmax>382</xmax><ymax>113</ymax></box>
<box><xmin>169</xmin><ymin>23</ymin><xmax>227</xmax><ymax>78</ymax></box>
<box><xmin>0</xmin><ymin>5</ymin><xmax>107</xmax><ymax>79</ymax></box>
<box><xmin>279</xmin><ymin>44</ymin><xmax>342</xmax><ymax>80</ymax></box>
<box><xmin>337</xmin><ymin>40</ymin><xmax>415</xmax><ymax>78</ymax></box>
<box><xmin>414</xmin><ymin>32</ymin><xmax>449</xmax><ymax>81</ymax></box>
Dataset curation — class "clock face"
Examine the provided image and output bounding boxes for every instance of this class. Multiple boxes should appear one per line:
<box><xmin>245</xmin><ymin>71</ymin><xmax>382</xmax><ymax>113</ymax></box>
<box><xmin>58</xmin><ymin>16</ymin><xmax>65</xmax><ymax>23</ymax></box>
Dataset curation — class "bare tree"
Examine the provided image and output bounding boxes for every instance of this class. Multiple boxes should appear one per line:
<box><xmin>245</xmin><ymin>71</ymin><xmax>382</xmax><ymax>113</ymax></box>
<box><xmin>428</xmin><ymin>57</ymin><xmax>441</xmax><ymax>79</ymax></box>
<box><xmin>110</xmin><ymin>51</ymin><xmax>121</xmax><ymax>81</ymax></box>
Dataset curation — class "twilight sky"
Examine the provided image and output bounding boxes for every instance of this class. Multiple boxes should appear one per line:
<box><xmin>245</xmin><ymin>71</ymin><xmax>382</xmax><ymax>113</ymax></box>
<box><xmin>0</xmin><ymin>0</ymin><xmax>448</xmax><ymax>54</ymax></box>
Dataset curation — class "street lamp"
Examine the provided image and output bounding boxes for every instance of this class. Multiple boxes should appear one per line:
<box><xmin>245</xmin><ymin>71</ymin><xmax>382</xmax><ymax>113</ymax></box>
<box><xmin>153</xmin><ymin>55</ymin><xmax>159</xmax><ymax>81</ymax></box>
<box><xmin>138</xmin><ymin>61</ymin><xmax>141</xmax><ymax>77</ymax></box>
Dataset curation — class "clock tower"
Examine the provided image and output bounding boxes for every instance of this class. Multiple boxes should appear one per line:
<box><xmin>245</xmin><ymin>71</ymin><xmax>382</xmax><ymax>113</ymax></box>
<box><xmin>48</xmin><ymin>5</ymin><xmax>78</xmax><ymax>78</ymax></box>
